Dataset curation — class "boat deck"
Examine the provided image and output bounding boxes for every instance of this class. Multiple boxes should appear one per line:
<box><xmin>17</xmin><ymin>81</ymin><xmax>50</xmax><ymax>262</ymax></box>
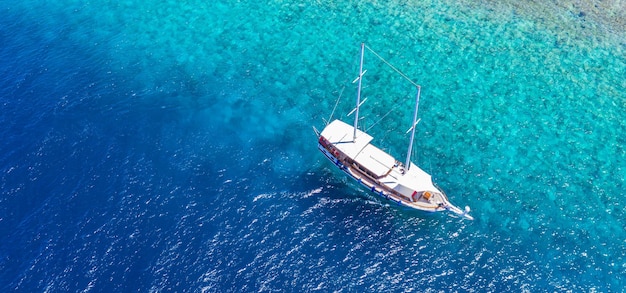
<box><xmin>319</xmin><ymin>119</ymin><xmax>473</xmax><ymax>219</ymax></box>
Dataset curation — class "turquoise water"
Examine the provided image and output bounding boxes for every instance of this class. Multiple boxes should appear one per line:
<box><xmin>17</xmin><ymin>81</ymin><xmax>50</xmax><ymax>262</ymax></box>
<box><xmin>1</xmin><ymin>0</ymin><xmax>625</xmax><ymax>291</ymax></box>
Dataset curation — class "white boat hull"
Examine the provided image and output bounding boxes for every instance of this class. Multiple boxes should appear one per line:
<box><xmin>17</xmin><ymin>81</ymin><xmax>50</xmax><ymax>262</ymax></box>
<box><xmin>318</xmin><ymin>120</ymin><xmax>473</xmax><ymax>220</ymax></box>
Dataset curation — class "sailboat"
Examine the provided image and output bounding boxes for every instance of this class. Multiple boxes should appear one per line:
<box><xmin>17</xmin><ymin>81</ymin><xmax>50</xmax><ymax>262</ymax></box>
<box><xmin>314</xmin><ymin>43</ymin><xmax>473</xmax><ymax>220</ymax></box>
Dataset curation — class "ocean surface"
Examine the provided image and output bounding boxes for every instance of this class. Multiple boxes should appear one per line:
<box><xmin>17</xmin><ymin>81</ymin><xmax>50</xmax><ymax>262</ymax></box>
<box><xmin>1</xmin><ymin>0</ymin><xmax>625</xmax><ymax>291</ymax></box>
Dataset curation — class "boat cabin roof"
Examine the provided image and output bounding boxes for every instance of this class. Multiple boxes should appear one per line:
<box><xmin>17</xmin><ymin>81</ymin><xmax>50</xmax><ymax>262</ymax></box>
<box><xmin>321</xmin><ymin>120</ymin><xmax>395</xmax><ymax>177</ymax></box>
<box><xmin>321</xmin><ymin>120</ymin><xmax>439</xmax><ymax>193</ymax></box>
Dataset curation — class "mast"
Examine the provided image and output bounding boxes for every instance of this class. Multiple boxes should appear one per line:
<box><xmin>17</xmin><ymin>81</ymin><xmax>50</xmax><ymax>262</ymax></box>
<box><xmin>405</xmin><ymin>86</ymin><xmax>421</xmax><ymax>170</ymax></box>
<box><xmin>353</xmin><ymin>43</ymin><xmax>365</xmax><ymax>141</ymax></box>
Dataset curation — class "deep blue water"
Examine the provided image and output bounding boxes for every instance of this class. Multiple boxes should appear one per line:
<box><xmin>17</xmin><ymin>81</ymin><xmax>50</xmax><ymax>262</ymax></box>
<box><xmin>2</xmin><ymin>1</ymin><xmax>626</xmax><ymax>292</ymax></box>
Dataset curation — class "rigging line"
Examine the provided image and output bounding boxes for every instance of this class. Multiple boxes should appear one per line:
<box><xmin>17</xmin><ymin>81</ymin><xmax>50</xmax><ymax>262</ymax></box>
<box><xmin>328</xmin><ymin>48</ymin><xmax>361</xmax><ymax>125</ymax></box>
<box><xmin>366</xmin><ymin>103</ymin><xmax>399</xmax><ymax>132</ymax></box>
<box><xmin>364</xmin><ymin>44</ymin><xmax>420</xmax><ymax>88</ymax></box>
<box><xmin>327</xmin><ymin>84</ymin><xmax>345</xmax><ymax>124</ymax></box>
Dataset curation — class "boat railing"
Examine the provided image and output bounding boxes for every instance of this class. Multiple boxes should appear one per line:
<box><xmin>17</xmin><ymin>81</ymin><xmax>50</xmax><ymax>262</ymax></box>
<box><xmin>433</xmin><ymin>182</ymin><xmax>450</xmax><ymax>201</ymax></box>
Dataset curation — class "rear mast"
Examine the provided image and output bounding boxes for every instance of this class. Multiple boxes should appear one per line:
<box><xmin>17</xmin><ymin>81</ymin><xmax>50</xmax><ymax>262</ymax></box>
<box><xmin>353</xmin><ymin>43</ymin><xmax>365</xmax><ymax>142</ymax></box>
<box><xmin>405</xmin><ymin>86</ymin><xmax>421</xmax><ymax>170</ymax></box>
